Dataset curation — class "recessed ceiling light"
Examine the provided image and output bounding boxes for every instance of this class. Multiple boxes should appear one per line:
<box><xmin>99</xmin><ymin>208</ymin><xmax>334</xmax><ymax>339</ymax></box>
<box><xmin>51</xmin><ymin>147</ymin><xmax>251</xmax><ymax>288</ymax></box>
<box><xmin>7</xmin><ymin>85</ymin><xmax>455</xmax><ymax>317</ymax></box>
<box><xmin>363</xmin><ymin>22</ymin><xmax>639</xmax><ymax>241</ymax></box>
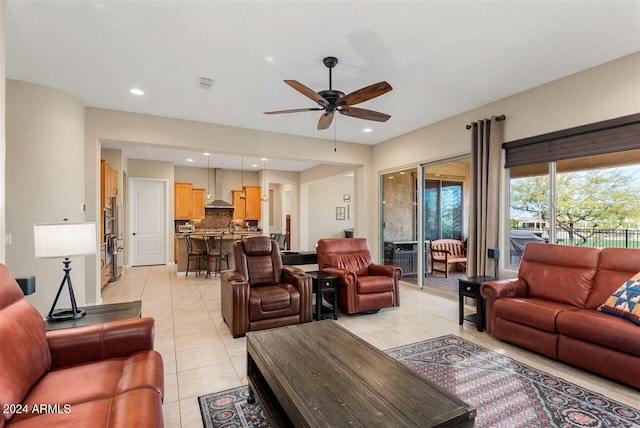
<box><xmin>203</xmin><ymin>152</ymin><xmax>211</xmax><ymax>156</ymax></box>
<box><xmin>363</xmin><ymin>128</ymin><xmax>372</xmax><ymax>133</ymax></box>
<box><xmin>265</xmin><ymin>56</ymin><xmax>274</xmax><ymax>63</ymax></box>
<box><xmin>261</xmin><ymin>158</ymin><xmax>268</xmax><ymax>161</ymax></box>
<box><xmin>129</xmin><ymin>88</ymin><xmax>144</xmax><ymax>96</ymax></box>
<box><xmin>186</xmin><ymin>158</ymin><xmax>194</xmax><ymax>162</ymax></box>
<box><xmin>251</xmin><ymin>164</ymin><xmax>259</xmax><ymax>168</ymax></box>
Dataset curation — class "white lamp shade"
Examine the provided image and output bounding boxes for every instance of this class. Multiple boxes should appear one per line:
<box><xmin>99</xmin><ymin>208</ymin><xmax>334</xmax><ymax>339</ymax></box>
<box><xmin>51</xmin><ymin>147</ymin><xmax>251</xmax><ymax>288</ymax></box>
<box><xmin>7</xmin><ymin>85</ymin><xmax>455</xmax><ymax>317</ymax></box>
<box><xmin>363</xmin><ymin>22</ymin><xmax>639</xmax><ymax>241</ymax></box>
<box><xmin>34</xmin><ymin>222</ymin><xmax>97</xmax><ymax>258</ymax></box>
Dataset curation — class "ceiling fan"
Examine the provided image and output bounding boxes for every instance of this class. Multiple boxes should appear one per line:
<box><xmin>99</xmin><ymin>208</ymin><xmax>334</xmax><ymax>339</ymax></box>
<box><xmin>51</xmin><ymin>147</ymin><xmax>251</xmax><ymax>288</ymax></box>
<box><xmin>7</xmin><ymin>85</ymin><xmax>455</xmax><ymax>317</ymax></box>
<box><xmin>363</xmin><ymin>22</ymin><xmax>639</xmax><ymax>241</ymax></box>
<box><xmin>264</xmin><ymin>56</ymin><xmax>392</xmax><ymax>130</ymax></box>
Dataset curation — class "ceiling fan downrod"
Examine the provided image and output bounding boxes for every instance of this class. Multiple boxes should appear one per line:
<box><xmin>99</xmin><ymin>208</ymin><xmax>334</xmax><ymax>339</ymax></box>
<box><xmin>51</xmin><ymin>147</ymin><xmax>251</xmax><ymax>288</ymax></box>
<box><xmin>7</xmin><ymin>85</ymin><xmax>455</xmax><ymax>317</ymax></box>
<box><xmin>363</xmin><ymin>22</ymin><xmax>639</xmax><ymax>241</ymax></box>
<box><xmin>323</xmin><ymin>56</ymin><xmax>338</xmax><ymax>91</ymax></box>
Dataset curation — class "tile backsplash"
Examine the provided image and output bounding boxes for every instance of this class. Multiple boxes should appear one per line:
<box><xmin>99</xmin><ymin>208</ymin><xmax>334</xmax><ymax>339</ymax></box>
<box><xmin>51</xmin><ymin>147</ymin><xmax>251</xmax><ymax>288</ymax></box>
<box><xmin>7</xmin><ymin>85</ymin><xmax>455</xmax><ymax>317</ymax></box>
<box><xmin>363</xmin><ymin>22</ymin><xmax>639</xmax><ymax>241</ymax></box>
<box><xmin>174</xmin><ymin>209</ymin><xmax>258</xmax><ymax>231</ymax></box>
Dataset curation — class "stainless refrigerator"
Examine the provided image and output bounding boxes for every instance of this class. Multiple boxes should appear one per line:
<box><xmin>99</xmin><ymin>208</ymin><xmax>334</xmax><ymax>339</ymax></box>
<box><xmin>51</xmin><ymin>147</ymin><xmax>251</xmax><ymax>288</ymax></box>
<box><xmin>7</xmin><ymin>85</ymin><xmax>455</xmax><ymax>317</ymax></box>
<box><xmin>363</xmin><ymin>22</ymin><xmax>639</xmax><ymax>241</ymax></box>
<box><xmin>109</xmin><ymin>197</ymin><xmax>124</xmax><ymax>281</ymax></box>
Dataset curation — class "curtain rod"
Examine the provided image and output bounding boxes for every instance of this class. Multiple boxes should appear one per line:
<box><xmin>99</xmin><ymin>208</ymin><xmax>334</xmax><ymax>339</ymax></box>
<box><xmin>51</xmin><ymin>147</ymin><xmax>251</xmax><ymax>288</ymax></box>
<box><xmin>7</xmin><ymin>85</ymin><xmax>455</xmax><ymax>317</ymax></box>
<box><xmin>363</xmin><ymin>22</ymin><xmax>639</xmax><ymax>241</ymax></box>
<box><xmin>465</xmin><ymin>115</ymin><xmax>506</xmax><ymax>129</ymax></box>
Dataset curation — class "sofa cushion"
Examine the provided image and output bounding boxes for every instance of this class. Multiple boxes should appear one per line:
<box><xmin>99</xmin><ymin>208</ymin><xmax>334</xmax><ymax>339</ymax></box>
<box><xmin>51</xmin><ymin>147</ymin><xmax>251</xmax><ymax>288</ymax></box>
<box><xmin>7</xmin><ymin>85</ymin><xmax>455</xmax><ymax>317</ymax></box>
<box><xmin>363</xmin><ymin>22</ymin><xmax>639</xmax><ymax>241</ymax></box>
<box><xmin>557</xmin><ymin>309</ymin><xmax>640</xmax><ymax>357</ymax></box>
<box><xmin>518</xmin><ymin>243</ymin><xmax>599</xmax><ymax>307</ymax></box>
<box><xmin>587</xmin><ymin>247</ymin><xmax>640</xmax><ymax>309</ymax></box>
<box><xmin>6</xmin><ymin>388</ymin><xmax>163</xmax><ymax>428</ymax></box>
<box><xmin>597</xmin><ymin>271</ymin><xmax>640</xmax><ymax>326</ymax></box>
<box><xmin>0</xmin><ymin>266</ymin><xmax>52</xmax><ymax>423</ymax></box>
<box><xmin>11</xmin><ymin>351</ymin><xmax>164</xmax><ymax>424</ymax></box>
<box><xmin>495</xmin><ymin>297</ymin><xmax>578</xmax><ymax>333</ymax></box>
<box><xmin>357</xmin><ymin>276</ymin><xmax>394</xmax><ymax>294</ymax></box>
<box><xmin>249</xmin><ymin>284</ymin><xmax>299</xmax><ymax>321</ymax></box>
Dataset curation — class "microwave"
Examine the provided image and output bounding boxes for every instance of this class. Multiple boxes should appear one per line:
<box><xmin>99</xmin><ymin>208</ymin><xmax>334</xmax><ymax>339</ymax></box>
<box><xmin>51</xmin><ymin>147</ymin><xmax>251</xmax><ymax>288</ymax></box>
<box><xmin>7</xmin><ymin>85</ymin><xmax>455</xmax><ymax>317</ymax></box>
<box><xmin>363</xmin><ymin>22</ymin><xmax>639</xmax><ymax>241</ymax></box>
<box><xmin>178</xmin><ymin>224</ymin><xmax>195</xmax><ymax>233</ymax></box>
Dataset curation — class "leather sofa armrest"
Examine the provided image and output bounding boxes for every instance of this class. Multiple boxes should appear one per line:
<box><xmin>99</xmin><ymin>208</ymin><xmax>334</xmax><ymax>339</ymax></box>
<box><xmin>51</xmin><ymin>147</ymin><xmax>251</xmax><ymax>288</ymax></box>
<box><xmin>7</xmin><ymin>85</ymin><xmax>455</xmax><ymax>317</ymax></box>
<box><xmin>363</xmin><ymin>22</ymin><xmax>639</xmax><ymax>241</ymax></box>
<box><xmin>282</xmin><ymin>265</ymin><xmax>306</xmax><ymax>277</ymax></box>
<box><xmin>46</xmin><ymin>317</ymin><xmax>155</xmax><ymax>369</ymax></box>
<box><xmin>281</xmin><ymin>268</ymin><xmax>313</xmax><ymax>323</ymax></box>
<box><xmin>321</xmin><ymin>267</ymin><xmax>356</xmax><ymax>287</ymax></box>
<box><xmin>480</xmin><ymin>278</ymin><xmax>528</xmax><ymax>335</ymax></box>
<box><xmin>221</xmin><ymin>270</ymin><xmax>244</xmax><ymax>282</ymax></box>
<box><xmin>368</xmin><ymin>264</ymin><xmax>402</xmax><ymax>279</ymax></box>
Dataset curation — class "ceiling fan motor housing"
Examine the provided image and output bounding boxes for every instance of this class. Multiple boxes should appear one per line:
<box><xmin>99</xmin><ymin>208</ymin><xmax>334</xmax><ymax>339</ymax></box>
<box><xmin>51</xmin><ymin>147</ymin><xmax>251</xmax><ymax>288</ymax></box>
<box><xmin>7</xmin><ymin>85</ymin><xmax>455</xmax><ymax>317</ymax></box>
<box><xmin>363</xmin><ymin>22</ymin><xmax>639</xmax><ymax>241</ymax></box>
<box><xmin>318</xmin><ymin>90</ymin><xmax>345</xmax><ymax>111</ymax></box>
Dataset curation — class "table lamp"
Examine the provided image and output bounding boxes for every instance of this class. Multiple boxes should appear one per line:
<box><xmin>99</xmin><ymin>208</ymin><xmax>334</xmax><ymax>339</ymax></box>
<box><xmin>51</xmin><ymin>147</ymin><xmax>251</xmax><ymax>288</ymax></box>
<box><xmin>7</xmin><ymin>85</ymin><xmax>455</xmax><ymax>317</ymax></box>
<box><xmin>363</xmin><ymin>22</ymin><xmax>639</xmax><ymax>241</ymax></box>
<box><xmin>487</xmin><ymin>248</ymin><xmax>500</xmax><ymax>278</ymax></box>
<box><xmin>34</xmin><ymin>220</ymin><xmax>96</xmax><ymax>322</ymax></box>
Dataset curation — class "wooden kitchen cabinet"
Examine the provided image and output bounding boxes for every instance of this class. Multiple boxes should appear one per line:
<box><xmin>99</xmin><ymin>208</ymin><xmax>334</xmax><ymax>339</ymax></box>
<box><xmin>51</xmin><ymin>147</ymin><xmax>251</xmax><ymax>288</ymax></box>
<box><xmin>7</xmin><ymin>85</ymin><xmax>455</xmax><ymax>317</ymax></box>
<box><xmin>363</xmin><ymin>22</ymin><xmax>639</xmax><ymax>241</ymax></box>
<box><xmin>174</xmin><ymin>182</ymin><xmax>193</xmax><ymax>220</ymax></box>
<box><xmin>191</xmin><ymin>188</ymin><xmax>205</xmax><ymax>220</ymax></box>
<box><xmin>232</xmin><ymin>186</ymin><xmax>261</xmax><ymax>220</ymax></box>
<box><xmin>232</xmin><ymin>190</ymin><xmax>246</xmax><ymax>221</ymax></box>
<box><xmin>244</xmin><ymin>186</ymin><xmax>261</xmax><ymax>220</ymax></box>
<box><xmin>101</xmin><ymin>160</ymin><xmax>118</xmax><ymax>210</ymax></box>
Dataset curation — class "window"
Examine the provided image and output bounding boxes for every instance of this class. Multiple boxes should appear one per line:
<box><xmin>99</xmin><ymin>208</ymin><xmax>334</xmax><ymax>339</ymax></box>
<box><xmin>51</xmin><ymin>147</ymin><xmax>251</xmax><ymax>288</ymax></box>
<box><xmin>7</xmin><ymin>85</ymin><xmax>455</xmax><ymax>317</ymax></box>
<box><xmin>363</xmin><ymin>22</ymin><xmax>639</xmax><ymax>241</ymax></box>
<box><xmin>505</xmin><ymin>114</ymin><xmax>640</xmax><ymax>266</ymax></box>
<box><xmin>424</xmin><ymin>180</ymin><xmax>464</xmax><ymax>241</ymax></box>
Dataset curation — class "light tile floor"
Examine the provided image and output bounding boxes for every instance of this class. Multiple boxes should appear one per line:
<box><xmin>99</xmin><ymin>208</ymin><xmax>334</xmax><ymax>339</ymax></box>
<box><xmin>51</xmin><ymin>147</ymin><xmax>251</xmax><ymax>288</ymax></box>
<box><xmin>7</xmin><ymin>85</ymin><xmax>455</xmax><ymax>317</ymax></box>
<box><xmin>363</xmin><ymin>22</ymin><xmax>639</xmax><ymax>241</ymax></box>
<box><xmin>101</xmin><ymin>265</ymin><xmax>640</xmax><ymax>428</ymax></box>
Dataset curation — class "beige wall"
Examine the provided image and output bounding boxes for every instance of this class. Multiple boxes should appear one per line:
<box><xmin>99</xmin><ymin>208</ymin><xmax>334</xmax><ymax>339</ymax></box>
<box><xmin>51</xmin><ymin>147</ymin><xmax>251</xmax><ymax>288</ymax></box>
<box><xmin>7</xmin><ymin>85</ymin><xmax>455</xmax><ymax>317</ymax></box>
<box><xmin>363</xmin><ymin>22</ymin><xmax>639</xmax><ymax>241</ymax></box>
<box><xmin>85</xmin><ymin>109</ymin><xmax>371</xmax><ymax>252</ymax></box>
<box><xmin>307</xmin><ymin>173</ymin><xmax>355</xmax><ymax>246</ymax></box>
<box><xmin>0</xmin><ymin>1</ymin><xmax>5</xmax><ymax>264</ymax></box>
<box><xmin>6</xmin><ymin>80</ymin><xmax>87</xmax><ymax>316</ymax></box>
<box><xmin>369</xmin><ymin>52</ymin><xmax>640</xmax><ymax>259</ymax></box>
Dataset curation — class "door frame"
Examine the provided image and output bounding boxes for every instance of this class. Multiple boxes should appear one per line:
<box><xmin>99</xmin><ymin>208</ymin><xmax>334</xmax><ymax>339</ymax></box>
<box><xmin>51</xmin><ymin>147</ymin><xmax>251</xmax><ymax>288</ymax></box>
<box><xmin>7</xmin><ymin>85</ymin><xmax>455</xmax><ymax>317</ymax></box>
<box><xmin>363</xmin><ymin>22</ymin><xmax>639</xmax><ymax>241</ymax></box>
<box><xmin>127</xmin><ymin>177</ymin><xmax>170</xmax><ymax>266</ymax></box>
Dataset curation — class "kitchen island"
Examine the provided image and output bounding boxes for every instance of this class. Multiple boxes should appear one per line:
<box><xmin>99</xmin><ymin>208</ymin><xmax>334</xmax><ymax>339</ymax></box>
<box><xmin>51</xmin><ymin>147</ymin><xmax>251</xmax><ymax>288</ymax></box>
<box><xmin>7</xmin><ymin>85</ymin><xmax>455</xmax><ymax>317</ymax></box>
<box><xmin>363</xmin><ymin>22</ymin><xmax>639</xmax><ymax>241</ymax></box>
<box><xmin>175</xmin><ymin>230</ymin><xmax>262</xmax><ymax>274</ymax></box>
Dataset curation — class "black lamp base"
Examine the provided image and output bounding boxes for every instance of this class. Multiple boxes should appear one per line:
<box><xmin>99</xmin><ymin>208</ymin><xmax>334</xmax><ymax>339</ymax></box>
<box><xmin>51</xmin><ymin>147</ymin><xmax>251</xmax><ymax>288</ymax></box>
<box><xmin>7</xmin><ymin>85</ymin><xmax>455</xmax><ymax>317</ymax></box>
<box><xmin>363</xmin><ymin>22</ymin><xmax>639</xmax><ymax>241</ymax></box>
<box><xmin>47</xmin><ymin>258</ymin><xmax>85</xmax><ymax>323</ymax></box>
<box><xmin>48</xmin><ymin>308</ymin><xmax>86</xmax><ymax>322</ymax></box>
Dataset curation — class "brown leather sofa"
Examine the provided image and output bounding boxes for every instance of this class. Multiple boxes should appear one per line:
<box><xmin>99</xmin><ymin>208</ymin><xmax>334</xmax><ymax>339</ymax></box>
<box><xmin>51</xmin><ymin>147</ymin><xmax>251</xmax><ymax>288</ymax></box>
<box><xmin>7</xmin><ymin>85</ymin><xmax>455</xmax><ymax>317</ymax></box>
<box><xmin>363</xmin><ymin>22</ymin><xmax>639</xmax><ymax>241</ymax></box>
<box><xmin>0</xmin><ymin>263</ymin><xmax>164</xmax><ymax>427</ymax></box>
<box><xmin>221</xmin><ymin>236</ymin><xmax>312</xmax><ymax>337</ymax></box>
<box><xmin>481</xmin><ymin>243</ymin><xmax>640</xmax><ymax>388</ymax></box>
<box><xmin>316</xmin><ymin>238</ymin><xmax>401</xmax><ymax>314</ymax></box>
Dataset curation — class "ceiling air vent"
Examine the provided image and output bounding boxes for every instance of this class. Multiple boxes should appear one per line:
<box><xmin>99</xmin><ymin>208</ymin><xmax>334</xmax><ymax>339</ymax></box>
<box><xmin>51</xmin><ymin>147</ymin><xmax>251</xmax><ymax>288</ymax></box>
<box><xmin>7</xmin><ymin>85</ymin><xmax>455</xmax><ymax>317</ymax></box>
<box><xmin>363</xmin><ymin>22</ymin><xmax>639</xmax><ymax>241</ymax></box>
<box><xmin>198</xmin><ymin>76</ymin><xmax>215</xmax><ymax>90</ymax></box>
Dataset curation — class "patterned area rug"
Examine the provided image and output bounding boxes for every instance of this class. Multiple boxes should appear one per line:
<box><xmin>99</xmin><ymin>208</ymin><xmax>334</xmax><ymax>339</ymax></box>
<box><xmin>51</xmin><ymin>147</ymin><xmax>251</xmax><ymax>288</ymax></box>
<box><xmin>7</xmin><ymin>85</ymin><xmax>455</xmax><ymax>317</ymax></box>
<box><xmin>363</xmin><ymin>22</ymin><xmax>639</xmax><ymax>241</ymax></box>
<box><xmin>198</xmin><ymin>335</ymin><xmax>640</xmax><ymax>428</ymax></box>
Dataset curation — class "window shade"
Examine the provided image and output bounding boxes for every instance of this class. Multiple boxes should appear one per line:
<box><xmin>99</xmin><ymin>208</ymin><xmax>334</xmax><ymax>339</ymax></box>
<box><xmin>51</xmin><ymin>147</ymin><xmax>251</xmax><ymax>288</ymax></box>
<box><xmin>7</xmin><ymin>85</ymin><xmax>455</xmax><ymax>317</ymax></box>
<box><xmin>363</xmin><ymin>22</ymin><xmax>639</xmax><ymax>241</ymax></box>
<box><xmin>503</xmin><ymin>113</ymin><xmax>640</xmax><ymax>168</ymax></box>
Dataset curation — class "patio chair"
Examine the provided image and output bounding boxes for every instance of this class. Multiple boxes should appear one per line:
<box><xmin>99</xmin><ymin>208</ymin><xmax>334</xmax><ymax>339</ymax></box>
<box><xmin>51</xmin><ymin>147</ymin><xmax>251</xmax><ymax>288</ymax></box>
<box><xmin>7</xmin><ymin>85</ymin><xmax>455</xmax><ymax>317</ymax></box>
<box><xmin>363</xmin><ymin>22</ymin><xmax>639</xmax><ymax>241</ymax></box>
<box><xmin>430</xmin><ymin>239</ymin><xmax>467</xmax><ymax>278</ymax></box>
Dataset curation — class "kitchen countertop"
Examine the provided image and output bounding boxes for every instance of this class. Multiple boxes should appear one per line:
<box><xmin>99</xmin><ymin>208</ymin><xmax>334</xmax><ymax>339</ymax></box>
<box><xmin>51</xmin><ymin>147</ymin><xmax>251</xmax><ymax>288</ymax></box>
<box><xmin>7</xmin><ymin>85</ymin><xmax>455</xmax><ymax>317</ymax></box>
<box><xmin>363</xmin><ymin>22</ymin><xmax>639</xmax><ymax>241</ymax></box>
<box><xmin>175</xmin><ymin>230</ymin><xmax>262</xmax><ymax>240</ymax></box>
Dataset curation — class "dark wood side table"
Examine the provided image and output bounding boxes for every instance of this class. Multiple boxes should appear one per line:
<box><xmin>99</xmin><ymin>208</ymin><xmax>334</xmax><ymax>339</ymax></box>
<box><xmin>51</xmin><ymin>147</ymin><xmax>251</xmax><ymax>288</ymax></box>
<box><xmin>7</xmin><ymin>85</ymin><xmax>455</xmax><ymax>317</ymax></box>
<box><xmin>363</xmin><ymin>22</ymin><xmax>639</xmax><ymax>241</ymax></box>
<box><xmin>458</xmin><ymin>276</ymin><xmax>496</xmax><ymax>332</ymax></box>
<box><xmin>44</xmin><ymin>300</ymin><xmax>142</xmax><ymax>331</ymax></box>
<box><xmin>308</xmin><ymin>271</ymin><xmax>338</xmax><ymax>321</ymax></box>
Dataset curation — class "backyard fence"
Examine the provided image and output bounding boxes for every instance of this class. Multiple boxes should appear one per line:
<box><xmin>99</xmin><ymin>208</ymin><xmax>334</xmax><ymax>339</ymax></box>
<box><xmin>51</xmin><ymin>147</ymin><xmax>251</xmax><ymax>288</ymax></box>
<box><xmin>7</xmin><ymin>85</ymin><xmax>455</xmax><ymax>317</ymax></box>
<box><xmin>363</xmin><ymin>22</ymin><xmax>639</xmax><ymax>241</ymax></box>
<box><xmin>512</xmin><ymin>227</ymin><xmax>640</xmax><ymax>249</ymax></box>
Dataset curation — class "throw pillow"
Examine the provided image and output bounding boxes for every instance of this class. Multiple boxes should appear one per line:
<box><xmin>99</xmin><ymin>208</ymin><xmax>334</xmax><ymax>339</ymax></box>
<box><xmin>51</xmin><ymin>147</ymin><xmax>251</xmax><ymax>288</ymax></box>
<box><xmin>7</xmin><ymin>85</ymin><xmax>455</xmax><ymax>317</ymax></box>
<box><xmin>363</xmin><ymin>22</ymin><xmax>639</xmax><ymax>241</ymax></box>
<box><xmin>598</xmin><ymin>271</ymin><xmax>640</xmax><ymax>326</ymax></box>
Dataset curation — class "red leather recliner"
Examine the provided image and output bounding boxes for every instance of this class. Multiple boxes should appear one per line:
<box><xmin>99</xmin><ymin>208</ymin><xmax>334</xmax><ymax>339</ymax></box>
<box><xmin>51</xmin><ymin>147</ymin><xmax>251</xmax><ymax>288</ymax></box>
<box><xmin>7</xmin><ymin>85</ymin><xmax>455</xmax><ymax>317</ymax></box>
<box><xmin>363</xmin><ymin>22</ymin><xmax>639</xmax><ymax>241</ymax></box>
<box><xmin>221</xmin><ymin>236</ymin><xmax>312</xmax><ymax>337</ymax></box>
<box><xmin>316</xmin><ymin>238</ymin><xmax>402</xmax><ymax>314</ymax></box>
<box><xmin>0</xmin><ymin>263</ymin><xmax>164</xmax><ymax>428</ymax></box>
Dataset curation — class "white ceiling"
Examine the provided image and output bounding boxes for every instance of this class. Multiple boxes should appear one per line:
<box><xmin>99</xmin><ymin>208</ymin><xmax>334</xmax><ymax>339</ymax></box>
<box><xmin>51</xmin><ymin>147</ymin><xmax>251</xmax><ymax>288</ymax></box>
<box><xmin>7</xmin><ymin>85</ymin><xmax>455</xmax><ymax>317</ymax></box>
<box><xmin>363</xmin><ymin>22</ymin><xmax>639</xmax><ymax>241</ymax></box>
<box><xmin>5</xmin><ymin>1</ymin><xmax>640</xmax><ymax>170</ymax></box>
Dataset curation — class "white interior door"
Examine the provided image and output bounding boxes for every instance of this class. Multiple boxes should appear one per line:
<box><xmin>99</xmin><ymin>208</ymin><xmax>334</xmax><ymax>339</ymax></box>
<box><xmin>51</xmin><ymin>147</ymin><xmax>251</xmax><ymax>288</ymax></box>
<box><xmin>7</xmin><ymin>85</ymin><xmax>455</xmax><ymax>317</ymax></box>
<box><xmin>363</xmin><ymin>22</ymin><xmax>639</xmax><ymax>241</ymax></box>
<box><xmin>130</xmin><ymin>178</ymin><xmax>166</xmax><ymax>266</ymax></box>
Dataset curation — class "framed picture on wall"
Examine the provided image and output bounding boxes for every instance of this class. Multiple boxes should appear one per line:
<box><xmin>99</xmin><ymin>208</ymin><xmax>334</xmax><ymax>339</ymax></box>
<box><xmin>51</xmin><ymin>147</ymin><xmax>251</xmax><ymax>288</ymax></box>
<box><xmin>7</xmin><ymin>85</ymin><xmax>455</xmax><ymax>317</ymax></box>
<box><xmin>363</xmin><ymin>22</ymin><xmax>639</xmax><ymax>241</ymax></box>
<box><xmin>343</xmin><ymin>194</ymin><xmax>351</xmax><ymax>203</ymax></box>
<box><xmin>348</xmin><ymin>204</ymin><xmax>354</xmax><ymax>220</ymax></box>
<box><xmin>336</xmin><ymin>206</ymin><xmax>346</xmax><ymax>220</ymax></box>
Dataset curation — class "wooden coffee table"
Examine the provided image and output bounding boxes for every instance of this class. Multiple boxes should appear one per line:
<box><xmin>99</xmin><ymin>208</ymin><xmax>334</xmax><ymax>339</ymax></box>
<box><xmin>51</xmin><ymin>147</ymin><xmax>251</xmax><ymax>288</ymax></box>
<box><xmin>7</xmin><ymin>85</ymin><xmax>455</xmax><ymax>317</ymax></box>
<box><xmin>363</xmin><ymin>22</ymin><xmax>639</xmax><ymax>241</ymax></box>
<box><xmin>247</xmin><ymin>320</ymin><xmax>475</xmax><ymax>427</ymax></box>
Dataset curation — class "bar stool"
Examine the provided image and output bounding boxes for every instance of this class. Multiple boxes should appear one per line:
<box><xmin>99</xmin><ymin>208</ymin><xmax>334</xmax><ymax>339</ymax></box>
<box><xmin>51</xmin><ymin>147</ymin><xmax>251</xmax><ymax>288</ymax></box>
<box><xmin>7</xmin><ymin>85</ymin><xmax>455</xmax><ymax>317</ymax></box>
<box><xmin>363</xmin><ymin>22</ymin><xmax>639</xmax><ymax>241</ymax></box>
<box><xmin>184</xmin><ymin>235</ymin><xmax>206</xmax><ymax>277</ymax></box>
<box><xmin>204</xmin><ymin>235</ymin><xmax>229</xmax><ymax>278</ymax></box>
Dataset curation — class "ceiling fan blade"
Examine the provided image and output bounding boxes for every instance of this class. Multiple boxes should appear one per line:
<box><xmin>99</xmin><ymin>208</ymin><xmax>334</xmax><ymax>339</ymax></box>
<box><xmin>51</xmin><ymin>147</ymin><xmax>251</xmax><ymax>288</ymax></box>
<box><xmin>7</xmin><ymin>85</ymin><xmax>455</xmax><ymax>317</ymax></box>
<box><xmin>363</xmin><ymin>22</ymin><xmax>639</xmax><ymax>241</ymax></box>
<box><xmin>284</xmin><ymin>80</ymin><xmax>329</xmax><ymax>107</ymax></box>
<box><xmin>317</xmin><ymin>112</ymin><xmax>334</xmax><ymax>130</ymax></box>
<box><xmin>339</xmin><ymin>107</ymin><xmax>391</xmax><ymax>122</ymax></box>
<box><xmin>337</xmin><ymin>81</ymin><xmax>392</xmax><ymax>107</ymax></box>
<box><xmin>264</xmin><ymin>107</ymin><xmax>324</xmax><ymax>115</ymax></box>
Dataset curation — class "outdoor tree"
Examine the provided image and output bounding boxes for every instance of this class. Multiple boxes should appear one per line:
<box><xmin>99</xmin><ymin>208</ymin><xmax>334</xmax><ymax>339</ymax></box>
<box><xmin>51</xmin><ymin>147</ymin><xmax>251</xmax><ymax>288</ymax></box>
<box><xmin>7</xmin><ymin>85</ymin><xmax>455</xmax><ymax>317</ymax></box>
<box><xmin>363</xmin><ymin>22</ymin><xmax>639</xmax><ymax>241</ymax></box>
<box><xmin>510</xmin><ymin>168</ymin><xmax>640</xmax><ymax>246</ymax></box>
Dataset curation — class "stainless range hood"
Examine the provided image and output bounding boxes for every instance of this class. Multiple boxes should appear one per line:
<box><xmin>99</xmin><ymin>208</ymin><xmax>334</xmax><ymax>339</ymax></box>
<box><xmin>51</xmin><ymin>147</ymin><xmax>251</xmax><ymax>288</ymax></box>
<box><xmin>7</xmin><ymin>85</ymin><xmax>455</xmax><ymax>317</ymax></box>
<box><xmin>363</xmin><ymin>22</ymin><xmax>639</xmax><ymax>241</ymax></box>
<box><xmin>205</xmin><ymin>168</ymin><xmax>234</xmax><ymax>209</ymax></box>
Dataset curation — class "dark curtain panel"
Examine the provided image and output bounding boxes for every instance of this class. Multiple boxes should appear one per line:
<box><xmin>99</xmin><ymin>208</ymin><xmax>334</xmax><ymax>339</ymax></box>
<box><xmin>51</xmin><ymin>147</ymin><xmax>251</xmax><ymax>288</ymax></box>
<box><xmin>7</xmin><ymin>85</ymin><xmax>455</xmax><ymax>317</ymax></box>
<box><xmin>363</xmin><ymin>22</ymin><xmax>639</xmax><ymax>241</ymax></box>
<box><xmin>468</xmin><ymin>116</ymin><xmax>504</xmax><ymax>277</ymax></box>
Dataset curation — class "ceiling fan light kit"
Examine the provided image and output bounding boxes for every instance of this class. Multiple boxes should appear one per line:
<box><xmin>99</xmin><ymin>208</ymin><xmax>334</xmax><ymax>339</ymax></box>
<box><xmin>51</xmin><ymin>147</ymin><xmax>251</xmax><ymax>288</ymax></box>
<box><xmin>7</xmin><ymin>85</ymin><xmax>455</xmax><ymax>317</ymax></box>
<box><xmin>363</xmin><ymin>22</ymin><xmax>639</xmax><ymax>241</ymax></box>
<box><xmin>264</xmin><ymin>56</ymin><xmax>392</xmax><ymax>130</ymax></box>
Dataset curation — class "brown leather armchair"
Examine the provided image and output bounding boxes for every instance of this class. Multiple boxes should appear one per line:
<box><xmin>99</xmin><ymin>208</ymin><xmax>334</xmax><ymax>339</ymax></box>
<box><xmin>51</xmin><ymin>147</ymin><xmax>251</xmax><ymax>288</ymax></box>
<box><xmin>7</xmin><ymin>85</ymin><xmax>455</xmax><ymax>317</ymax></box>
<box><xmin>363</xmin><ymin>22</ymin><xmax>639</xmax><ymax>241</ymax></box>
<box><xmin>0</xmin><ymin>263</ymin><xmax>164</xmax><ymax>428</ymax></box>
<box><xmin>221</xmin><ymin>236</ymin><xmax>312</xmax><ymax>337</ymax></box>
<box><xmin>316</xmin><ymin>238</ymin><xmax>401</xmax><ymax>314</ymax></box>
